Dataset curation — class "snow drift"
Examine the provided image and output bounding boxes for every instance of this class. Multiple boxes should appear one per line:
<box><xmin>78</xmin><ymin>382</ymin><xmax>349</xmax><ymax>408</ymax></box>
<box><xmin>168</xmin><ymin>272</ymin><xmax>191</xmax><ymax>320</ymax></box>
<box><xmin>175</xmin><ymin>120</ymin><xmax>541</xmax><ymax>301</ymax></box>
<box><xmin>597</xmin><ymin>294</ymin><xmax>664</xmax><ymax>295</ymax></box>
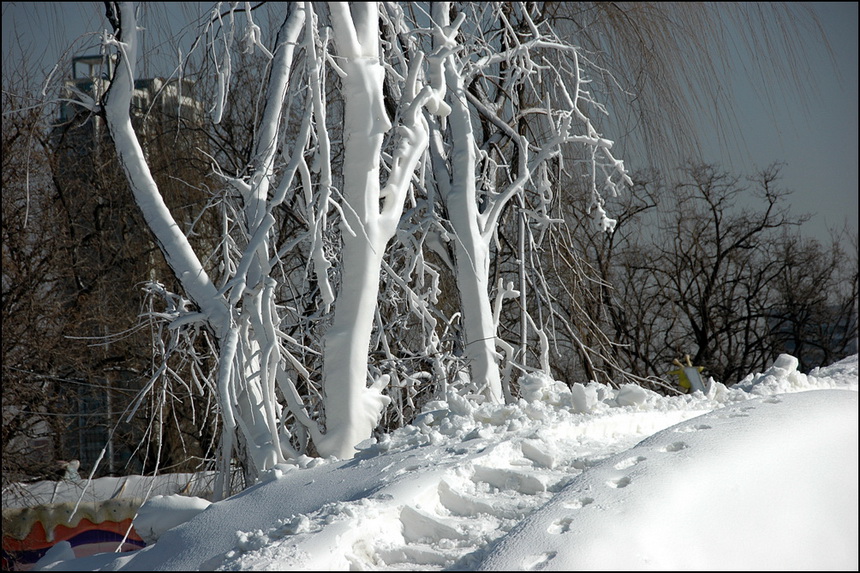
<box><xmin>34</xmin><ymin>354</ymin><xmax>859</xmax><ymax>571</ymax></box>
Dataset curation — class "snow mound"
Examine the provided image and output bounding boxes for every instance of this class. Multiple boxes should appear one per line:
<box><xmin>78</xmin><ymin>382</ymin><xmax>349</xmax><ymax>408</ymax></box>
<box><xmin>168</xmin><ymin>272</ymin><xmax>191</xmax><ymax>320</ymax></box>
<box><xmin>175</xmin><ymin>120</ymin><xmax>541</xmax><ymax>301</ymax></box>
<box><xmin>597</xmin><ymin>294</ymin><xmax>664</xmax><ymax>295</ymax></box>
<box><xmin>133</xmin><ymin>495</ymin><xmax>211</xmax><ymax>544</ymax></box>
<box><xmin>476</xmin><ymin>389</ymin><xmax>859</xmax><ymax>571</ymax></box>
<box><xmin>37</xmin><ymin>353</ymin><xmax>858</xmax><ymax>571</ymax></box>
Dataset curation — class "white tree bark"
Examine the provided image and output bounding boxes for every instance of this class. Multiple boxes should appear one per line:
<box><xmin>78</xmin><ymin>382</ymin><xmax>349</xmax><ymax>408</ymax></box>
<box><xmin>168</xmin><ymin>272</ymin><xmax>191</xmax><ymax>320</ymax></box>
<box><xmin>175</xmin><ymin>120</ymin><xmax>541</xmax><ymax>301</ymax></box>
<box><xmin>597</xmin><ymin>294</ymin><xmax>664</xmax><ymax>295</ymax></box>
<box><xmin>103</xmin><ymin>3</ymin><xmax>229</xmax><ymax>332</ymax></box>
<box><xmin>224</xmin><ymin>2</ymin><xmax>307</xmax><ymax>479</ymax></box>
<box><xmin>317</xmin><ymin>2</ymin><xmax>437</xmax><ymax>458</ymax></box>
<box><xmin>431</xmin><ymin>3</ymin><xmax>504</xmax><ymax>403</ymax></box>
<box><xmin>103</xmin><ymin>2</ymin><xmax>305</xmax><ymax>487</ymax></box>
<box><xmin>428</xmin><ymin>2</ymin><xmax>632</xmax><ymax>404</ymax></box>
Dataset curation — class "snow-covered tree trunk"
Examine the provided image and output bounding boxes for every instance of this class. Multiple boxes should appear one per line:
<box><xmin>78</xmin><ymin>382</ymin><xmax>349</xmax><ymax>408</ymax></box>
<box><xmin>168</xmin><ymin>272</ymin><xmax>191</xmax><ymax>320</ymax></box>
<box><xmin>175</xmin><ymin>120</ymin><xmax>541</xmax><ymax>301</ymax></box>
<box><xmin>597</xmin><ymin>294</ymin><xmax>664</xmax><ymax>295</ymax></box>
<box><xmin>315</xmin><ymin>2</ymin><xmax>392</xmax><ymax>458</ymax></box>
<box><xmin>220</xmin><ymin>3</ymin><xmax>307</xmax><ymax>480</ymax></box>
<box><xmin>445</xmin><ymin>174</ymin><xmax>503</xmax><ymax>404</ymax></box>
<box><xmin>317</xmin><ymin>2</ymin><xmax>437</xmax><ymax>458</ymax></box>
<box><xmin>430</xmin><ymin>4</ymin><xmax>504</xmax><ymax>404</ymax></box>
<box><xmin>102</xmin><ymin>4</ymin><xmax>229</xmax><ymax>331</ymax></box>
<box><xmin>427</xmin><ymin>3</ymin><xmax>633</xmax><ymax>403</ymax></box>
<box><xmin>102</xmin><ymin>2</ymin><xmax>307</xmax><ymax>487</ymax></box>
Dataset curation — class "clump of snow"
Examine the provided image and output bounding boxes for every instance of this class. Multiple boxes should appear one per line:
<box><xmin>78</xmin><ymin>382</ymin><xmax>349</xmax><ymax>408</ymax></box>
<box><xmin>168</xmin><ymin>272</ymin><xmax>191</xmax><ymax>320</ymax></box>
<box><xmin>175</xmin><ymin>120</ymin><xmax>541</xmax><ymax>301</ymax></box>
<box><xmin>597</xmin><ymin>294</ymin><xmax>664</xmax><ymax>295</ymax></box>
<box><xmin>32</xmin><ymin>541</ymin><xmax>75</xmax><ymax>570</ymax></box>
<box><xmin>37</xmin><ymin>353</ymin><xmax>858</xmax><ymax>571</ymax></box>
<box><xmin>614</xmin><ymin>383</ymin><xmax>650</xmax><ymax>407</ymax></box>
<box><xmin>133</xmin><ymin>495</ymin><xmax>211</xmax><ymax>544</ymax></box>
<box><xmin>737</xmin><ymin>352</ymin><xmax>859</xmax><ymax>395</ymax></box>
<box><xmin>518</xmin><ymin>371</ymin><xmax>568</xmax><ymax>404</ymax></box>
<box><xmin>570</xmin><ymin>382</ymin><xmax>600</xmax><ymax>413</ymax></box>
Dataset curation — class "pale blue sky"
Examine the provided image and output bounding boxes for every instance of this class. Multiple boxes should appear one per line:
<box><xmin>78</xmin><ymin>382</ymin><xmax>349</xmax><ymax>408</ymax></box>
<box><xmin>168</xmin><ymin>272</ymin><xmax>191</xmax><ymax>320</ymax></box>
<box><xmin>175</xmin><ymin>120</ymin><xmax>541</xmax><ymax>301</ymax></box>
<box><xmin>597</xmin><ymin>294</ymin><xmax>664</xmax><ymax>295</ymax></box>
<box><xmin>3</xmin><ymin>2</ymin><xmax>857</xmax><ymax>247</ymax></box>
<box><xmin>695</xmin><ymin>2</ymin><xmax>857</xmax><ymax>246</ymax></box>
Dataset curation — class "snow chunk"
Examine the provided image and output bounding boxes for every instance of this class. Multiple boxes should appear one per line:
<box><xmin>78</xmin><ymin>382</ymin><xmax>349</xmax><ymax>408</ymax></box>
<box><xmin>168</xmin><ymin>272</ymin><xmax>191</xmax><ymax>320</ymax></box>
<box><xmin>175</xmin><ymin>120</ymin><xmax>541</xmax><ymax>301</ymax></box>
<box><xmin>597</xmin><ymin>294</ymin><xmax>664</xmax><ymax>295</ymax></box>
<box><xmin>32</xmin><ymin>540</ymin><xmax>75</xmax><ymax>569</ymax></box>
<box><xmin>570</xmin><ymin>383</ymin><xmax>599</xmax><ymax>413</ymax></box>
<box><xmin>133</xmin><ymin>495</ymin><xmax>211</xmax><ymax>544</ymax></box>
<box><xmin>772</xmin><ymin>353</ymin><xmax>799</xmax><ymax>372</ymax></box>
<box><xmin>520</xmin><ymin>439</ymin><xmax>557</xmax><ymax>469</ymax></box>
<box><xmin>615</xmin><ymin>384</ymin><xmax>649</xmax><ymax>407</ymax></box>
<box><xmin>519</xmin><ymin>372</ymin><xmax>570</xmax><ymax>405</ymax></box>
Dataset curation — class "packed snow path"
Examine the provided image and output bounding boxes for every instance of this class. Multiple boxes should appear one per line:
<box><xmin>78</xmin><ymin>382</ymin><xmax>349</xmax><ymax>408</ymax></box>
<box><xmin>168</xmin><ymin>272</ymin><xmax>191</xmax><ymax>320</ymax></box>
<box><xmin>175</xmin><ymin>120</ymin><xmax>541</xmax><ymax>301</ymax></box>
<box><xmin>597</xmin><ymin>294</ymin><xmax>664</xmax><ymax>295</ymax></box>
<box><xmin>213</xmin><ymin>392</ymin><xmax>711</xmax><ymax>570</ymax></box>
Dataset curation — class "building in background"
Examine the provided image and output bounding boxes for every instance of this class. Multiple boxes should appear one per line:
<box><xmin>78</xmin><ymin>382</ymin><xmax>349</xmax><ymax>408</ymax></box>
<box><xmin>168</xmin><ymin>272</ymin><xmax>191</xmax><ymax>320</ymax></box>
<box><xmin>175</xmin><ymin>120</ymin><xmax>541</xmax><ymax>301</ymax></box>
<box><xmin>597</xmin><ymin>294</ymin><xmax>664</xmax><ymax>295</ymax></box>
<box><xmin>36</xmin><ymin>53</ymin><xmax>211</xmax><ymax>478</ymax></box>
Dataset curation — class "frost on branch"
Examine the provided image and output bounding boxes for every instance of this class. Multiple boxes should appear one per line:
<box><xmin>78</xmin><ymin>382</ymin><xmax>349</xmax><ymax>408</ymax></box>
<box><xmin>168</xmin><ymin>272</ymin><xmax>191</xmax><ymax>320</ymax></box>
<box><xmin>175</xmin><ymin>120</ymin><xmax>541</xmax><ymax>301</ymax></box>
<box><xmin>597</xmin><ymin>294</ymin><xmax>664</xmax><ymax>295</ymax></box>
<box><xmin>96</xmin><ymin>1</ymin><xmax>633</xmax><ymax>491</ymax></box>
<box><xmin>423</xmin><ymin>2</ymin><xmax>631</xmax><ymax>404</ymax></box>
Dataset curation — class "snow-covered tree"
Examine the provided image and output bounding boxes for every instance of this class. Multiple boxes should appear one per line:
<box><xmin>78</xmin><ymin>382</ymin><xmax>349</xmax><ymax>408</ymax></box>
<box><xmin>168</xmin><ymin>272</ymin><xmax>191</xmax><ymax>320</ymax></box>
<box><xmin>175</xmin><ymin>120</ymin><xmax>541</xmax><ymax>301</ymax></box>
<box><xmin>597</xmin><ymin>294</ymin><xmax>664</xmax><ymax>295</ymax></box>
<box><xmin>425</xmin><ymin>3</ymin><xmax>630</xmax><ymax>403</ymax></box>
<box><xmin>9</xmin><ymin>0</ymin><xmax>821</xmax><ymax>495</ymax></box>
<box><xmin>94</xmin><ymin>1</ymin><xmax>631</xmax><ymax>493</ymax></box>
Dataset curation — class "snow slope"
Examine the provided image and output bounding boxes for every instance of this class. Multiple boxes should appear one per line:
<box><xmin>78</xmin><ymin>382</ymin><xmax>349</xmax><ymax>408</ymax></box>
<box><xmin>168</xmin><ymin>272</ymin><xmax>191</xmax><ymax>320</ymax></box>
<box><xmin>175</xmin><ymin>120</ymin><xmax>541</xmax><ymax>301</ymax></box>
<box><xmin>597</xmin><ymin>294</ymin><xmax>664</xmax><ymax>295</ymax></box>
<box><xmin>478</xmin><ymin>389</ymin><xmax>858</xmax><ymax>571</ymax></box>
<box><xmin>37</xmin><ymin>354</ymin><xmax>858</xmax><ymax>571</ymax></box>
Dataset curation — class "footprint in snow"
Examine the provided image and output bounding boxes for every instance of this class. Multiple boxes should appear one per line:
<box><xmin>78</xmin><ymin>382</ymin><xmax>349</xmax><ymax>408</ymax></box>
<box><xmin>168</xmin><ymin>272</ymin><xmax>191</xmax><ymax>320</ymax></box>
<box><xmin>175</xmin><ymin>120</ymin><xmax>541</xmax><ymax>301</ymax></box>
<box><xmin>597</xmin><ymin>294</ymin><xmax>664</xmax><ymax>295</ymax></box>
<box><xmin>547</xmin><ymin>516</ymin><xmax>574</xmax><ymax>534</ymax></box>
<box><xmin>562</xmin><ymin>497</ymin><xmax>593</xmax><ymax>510</ymax></box>
<box><xmin>659</xmin><ymin>441</ymin><xmax>688</xmax><ymax>453</ymax></box>
<box><xmin>606</xmin><ymin>475</ymin><xmax>632</xmax><ymax>488</ymax></box>
<box><xmin>523</xmin><ymin>551</ymin><xmax>557</xmax><ymax>570</ymax></box>
<box><xmin>674</xmin><ymin>423</ymin><xmax>712</xmax><ymax>433</ymax></box>
<box><xmin>613</xmin><ymin>455</ymin><xmax>646</xmax><ymax>470</ymax></box>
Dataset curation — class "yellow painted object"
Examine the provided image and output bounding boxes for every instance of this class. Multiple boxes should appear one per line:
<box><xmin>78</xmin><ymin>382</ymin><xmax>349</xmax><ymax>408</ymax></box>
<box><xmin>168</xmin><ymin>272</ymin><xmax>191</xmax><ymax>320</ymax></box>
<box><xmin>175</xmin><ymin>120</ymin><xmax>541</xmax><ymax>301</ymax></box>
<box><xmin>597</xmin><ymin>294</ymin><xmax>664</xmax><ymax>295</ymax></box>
<box><xmin>669</xmin><ymin>355</ymin><xmax>704</xmax><ymax>391</ymax></box>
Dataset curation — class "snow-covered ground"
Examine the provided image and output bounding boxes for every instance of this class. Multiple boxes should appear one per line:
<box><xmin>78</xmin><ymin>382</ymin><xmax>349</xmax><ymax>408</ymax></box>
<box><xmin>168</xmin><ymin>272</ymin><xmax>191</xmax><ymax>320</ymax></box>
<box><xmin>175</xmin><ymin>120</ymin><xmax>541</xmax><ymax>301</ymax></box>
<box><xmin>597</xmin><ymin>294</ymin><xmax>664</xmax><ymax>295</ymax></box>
<box><xmin>36</xmin><ymin>353</ymin><xmax>858</xmax><ymax>571</ymax></box>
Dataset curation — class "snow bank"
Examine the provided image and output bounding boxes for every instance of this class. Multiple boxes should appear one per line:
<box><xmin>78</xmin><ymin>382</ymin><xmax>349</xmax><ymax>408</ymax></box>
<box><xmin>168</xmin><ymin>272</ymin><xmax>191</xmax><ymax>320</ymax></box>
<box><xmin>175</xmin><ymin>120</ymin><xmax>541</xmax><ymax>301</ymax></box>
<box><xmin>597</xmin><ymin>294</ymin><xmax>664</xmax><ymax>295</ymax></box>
<box><xmin>35</xmin><ymin>353</ymin><xmax>858</xmax><ymax>571</ymax></box>
<box><xmin>476</xmin><ymin>389</ymin><xmax>858</xmax><ymax>571</ymax></box>
<box><xmin>133</xmin><ymin>495</ymin><xmax>211</xmax><ymax>545</ymax></box>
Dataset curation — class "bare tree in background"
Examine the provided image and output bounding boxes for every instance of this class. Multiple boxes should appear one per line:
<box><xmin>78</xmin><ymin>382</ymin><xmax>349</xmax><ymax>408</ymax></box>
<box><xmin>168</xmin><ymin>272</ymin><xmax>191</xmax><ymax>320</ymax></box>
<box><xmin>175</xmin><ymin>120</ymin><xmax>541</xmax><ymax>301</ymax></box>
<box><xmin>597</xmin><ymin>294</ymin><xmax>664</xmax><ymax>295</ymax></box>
<box><xmin>584</xmin><ymin>164</ymin><xmax>857</xmax><ymax>386</ymax></box>
<box><xmin>1</xmin><ymin>28</ymin><xmax>224</xmax><ymax>485</ymax></box>
<box><xmin>534</xmin><ymin>1</ymin><xmax>836</xmax><ymax>385</ymax></box>
<box><xmin>768</xmin><ymin>228</ymin><xmax>859</xmax><ymax>373</ymax></box>
<box><xmin>2</xmin><ymin>86</ymin><xmax>74</xmax><ymax>486</ymax></box>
